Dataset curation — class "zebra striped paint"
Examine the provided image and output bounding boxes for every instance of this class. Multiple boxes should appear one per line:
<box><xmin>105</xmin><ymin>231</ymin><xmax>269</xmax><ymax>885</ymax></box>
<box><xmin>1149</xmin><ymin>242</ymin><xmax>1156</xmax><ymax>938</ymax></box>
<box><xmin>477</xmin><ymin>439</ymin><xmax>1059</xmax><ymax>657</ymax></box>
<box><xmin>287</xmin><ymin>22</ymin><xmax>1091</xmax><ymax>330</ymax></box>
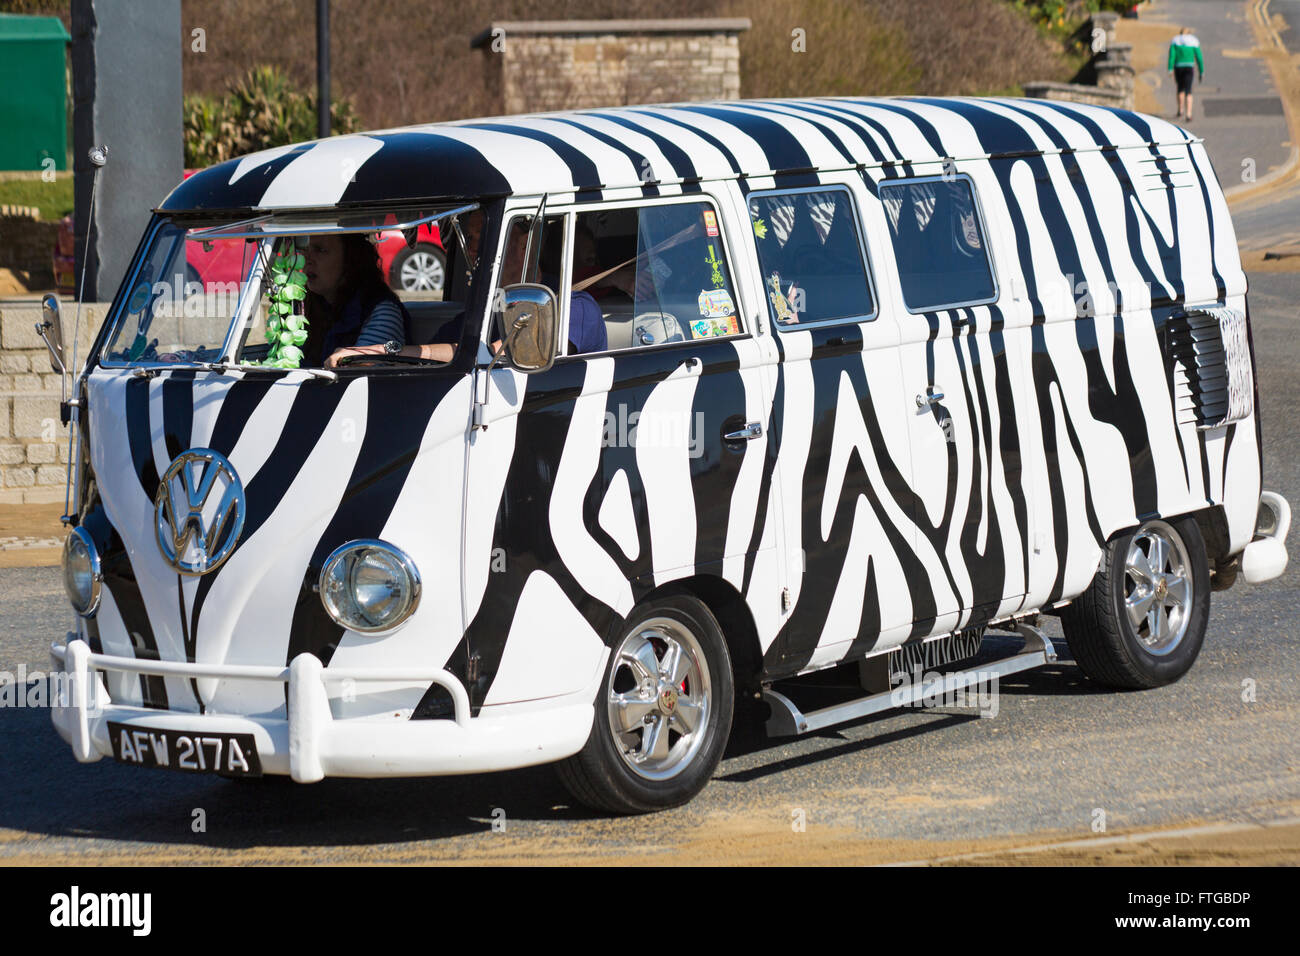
<box><xmin>76</xmin><ymin>96</ymin><xmax>1259</xmax><ymax>738</ymax></box>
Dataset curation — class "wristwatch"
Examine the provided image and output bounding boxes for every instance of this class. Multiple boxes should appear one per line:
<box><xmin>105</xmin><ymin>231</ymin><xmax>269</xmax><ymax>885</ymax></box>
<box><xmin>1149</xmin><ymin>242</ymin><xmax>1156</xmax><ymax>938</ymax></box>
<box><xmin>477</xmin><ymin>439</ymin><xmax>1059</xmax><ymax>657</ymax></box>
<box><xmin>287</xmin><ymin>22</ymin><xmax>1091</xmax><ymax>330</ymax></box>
<box><xmin>384</xmin><ymin>340</ymin><xmax>401</xmax><ymax>355</ymax></box>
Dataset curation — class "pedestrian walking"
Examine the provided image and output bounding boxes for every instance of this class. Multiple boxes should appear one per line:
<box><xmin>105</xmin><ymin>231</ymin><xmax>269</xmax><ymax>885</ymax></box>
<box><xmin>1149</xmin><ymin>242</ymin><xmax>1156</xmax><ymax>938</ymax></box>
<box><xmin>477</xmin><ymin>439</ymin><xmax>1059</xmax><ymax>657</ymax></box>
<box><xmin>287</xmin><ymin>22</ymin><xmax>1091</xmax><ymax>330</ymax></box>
<box><xmin>1168</xmin><ymin>26</ymin><xmax>1205</xmax><ymax>122</ymax></box>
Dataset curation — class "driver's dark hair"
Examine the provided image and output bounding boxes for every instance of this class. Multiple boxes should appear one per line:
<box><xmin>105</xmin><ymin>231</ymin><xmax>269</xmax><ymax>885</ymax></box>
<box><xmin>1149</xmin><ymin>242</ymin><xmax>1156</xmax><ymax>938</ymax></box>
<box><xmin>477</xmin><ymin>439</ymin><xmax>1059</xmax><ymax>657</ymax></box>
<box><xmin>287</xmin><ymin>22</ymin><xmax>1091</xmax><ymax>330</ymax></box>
<box><xmin>302</xmin><ymin>234</ymin><xmax>400</xmax><ymax>365</ymax></box>
<box><xmin>304</xmin><ymin>234</ymin><xmax>390</xmax><ymax>318</ymax></box>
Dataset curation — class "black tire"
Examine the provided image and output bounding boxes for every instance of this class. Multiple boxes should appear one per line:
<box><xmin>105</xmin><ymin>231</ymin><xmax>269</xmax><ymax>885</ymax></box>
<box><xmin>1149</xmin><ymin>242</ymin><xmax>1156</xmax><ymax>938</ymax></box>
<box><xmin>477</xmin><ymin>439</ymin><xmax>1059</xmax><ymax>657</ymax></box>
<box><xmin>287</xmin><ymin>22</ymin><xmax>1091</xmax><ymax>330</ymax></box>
<box><xmin>388</xmin><ymin>243</ymin><xmax>446</xmax><ymax>293</ymax></box>
<box><xmin>1061</xmin><ymin>516</ymin><xmax>1211</xmax><ymax>689</ymax></box>
<box><xmin>557</xmin><ymin>594</ymin><xmax>734</xmax><ymax>814</ymax></box>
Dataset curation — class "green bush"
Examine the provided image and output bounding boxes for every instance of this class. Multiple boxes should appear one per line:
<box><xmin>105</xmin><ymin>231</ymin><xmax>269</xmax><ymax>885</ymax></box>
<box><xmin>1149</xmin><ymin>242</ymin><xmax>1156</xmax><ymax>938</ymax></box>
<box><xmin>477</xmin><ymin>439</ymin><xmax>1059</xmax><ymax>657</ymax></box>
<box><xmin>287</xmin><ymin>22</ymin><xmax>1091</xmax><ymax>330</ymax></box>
<box><xmin>184</xmin><ymin>66</ymin><xmax>360</xmax><ymax>168</ymax></box>
<box><xmin>1009</xmin><ymin>0</ymin><xmax>1140</xmax><ymax>32</ymax></box>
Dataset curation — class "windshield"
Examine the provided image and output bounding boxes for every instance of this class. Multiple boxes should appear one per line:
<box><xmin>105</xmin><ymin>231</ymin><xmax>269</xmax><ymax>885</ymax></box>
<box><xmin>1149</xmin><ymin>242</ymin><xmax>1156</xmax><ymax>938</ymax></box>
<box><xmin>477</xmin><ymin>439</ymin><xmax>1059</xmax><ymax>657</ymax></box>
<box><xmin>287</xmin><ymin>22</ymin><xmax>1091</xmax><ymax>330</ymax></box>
<box><xmin>100</xmin><ymin>203</ymin><xmax>483</xmax><ymax>370</ymax></box>
<box><xmin>102</xmin><ymin>222</ymin><xmax>255</xmax><ymax>364</ymax></box>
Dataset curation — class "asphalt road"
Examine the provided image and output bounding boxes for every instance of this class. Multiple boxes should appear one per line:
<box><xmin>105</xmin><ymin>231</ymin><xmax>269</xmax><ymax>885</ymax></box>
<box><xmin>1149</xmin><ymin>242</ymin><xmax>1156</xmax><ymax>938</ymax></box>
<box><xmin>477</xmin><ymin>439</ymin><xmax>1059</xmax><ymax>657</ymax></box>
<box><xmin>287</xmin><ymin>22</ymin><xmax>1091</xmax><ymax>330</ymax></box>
<box><xmin>1</xmin><ymin>270</ymin><xmax>1297</xmax><ymax>863</ymax></box>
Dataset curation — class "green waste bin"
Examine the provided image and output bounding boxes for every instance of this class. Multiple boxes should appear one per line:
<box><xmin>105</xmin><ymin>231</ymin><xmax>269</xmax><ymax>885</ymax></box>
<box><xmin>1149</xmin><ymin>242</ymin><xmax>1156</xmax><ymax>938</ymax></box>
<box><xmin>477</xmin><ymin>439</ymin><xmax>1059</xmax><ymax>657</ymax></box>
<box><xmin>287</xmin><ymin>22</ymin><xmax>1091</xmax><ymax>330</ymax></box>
<box><xmin>0</xmin><ymin>13</ymin><xmax>70</xmax><ymax>171</ymax></box>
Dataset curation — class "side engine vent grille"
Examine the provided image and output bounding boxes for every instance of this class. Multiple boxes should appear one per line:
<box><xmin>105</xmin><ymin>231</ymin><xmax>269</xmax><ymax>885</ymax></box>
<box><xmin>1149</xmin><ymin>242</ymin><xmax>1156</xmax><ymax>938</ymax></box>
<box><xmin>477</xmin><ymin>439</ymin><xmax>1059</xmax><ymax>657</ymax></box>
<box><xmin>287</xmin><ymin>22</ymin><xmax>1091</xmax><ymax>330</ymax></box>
<box><xmin>1166</xmin><ymin>306</ymin><xmax>1253</xmax><ymax>430</ymax></box>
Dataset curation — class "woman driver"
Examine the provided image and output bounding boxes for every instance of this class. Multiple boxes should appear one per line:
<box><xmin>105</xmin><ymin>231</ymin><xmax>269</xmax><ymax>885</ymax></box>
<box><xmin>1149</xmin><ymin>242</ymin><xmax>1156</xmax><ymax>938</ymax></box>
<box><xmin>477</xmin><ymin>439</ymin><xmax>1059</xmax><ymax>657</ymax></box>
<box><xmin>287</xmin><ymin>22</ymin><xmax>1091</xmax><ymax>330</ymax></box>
<box><xmin>300</xmin><ymin>233</ymin><xmax>409</xmax><ymax>368</ymax></box>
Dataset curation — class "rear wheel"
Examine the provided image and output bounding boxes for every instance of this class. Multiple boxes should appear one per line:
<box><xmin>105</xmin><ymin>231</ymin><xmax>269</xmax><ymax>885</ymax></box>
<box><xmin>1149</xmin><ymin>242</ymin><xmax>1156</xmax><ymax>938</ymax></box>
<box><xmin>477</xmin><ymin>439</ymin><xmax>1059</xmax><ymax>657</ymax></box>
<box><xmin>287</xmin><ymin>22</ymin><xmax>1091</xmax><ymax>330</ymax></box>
<box><xmin>557</xmin><ymin>594</ymin><xmax>733</xmax><ymax>814</ymax></box>
<box><xmin>1061</xmin><ymin>516</ymin><xmax>1210</xmax><ymax>688</ymax></box>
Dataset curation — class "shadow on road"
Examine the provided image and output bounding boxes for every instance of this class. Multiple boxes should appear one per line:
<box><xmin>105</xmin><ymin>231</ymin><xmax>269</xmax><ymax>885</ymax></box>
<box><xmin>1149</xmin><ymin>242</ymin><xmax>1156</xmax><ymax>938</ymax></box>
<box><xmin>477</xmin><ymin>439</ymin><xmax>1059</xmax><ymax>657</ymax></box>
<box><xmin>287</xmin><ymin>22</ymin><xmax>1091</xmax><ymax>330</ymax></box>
<box><xmin>0</xmin><ymin>687</ymin><xmax>602</xmax><ymax>850</ymax></box>
<box><xmin>0</xmin><ymin>631</ymin><xmax>1161</xmax><ymax>851</ymax></box>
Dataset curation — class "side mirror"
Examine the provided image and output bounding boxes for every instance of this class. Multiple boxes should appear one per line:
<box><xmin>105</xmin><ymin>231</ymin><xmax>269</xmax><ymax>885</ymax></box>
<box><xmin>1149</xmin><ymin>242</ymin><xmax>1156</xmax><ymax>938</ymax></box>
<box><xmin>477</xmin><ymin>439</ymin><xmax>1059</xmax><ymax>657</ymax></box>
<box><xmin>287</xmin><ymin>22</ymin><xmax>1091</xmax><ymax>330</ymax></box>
<box><xmin>500</xmin><ymin>283</ymin><xmax>557</xmax><ymax>373</ymax></box>
<box><xmin>38</xmin><ymin>292</ymin><xmax>66</xmax><ymax>374</ymax></box>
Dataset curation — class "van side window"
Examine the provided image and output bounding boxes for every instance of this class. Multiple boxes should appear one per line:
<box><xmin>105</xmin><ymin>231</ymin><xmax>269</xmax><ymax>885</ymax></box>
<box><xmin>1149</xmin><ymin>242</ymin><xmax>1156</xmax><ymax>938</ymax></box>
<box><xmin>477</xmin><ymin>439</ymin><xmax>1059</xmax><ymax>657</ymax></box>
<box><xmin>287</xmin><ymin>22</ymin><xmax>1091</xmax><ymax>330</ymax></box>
<box><xmin>490</xmin><ymin>212</ymin><xmax>566</xmax><ymax>346</ymax></box>
<box><xmin>497</xmin><ymin>213</ymin><xmax>565</xmax><ymax>294</ymax></box>
<box><xmin>748</xmin><ymin>187</ymin><xmax>875</xmax><ymax>327</ymax></box>
<box><xmin>572</xmin><ymin>200</ymin><xmax>742</xmax><ymax>353</ymax></box>
<box><xmin>879</xmin><ymin>177</ymin><xmax>997</xmax><ymax>312</ymax></box>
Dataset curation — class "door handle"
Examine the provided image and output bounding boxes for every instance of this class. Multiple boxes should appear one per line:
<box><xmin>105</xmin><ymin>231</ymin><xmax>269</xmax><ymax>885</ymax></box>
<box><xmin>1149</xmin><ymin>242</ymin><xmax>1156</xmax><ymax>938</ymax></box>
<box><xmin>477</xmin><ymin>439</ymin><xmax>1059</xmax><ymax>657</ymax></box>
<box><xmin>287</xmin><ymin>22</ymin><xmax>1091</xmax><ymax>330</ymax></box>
<box><xmin>915</xmin><ymin>387</ymin><xmax>945</xmax><ymax>408</ymax></box>
<box><xmin>724</xmin><ymin>422</ymin><xmax>763</xmax><ymax>441</ymax></box>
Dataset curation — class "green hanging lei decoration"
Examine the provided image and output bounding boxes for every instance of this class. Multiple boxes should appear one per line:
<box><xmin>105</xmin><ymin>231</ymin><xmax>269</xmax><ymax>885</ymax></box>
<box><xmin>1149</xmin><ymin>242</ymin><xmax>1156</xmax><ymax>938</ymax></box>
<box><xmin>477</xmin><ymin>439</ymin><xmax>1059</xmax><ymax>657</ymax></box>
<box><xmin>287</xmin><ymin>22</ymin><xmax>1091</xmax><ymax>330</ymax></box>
<box><xmin>251</xmin><ymin>238</ymin><xmax>309</xmax><ymax>368</ymax></box>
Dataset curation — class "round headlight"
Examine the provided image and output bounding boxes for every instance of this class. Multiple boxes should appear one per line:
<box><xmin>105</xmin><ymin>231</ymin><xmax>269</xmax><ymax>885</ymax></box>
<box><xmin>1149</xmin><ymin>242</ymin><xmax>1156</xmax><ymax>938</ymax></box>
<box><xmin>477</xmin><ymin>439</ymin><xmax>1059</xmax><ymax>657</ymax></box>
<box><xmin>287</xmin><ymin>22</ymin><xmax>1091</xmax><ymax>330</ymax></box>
<box><xmin>62</xmin><ymin>527</ymin><xmax>101</xmax><ymax>617</ymax></box>
<box><xmin>318</xmin><ymin>540</ymin><xmax>420</xmax><ymax>634</ymax></box>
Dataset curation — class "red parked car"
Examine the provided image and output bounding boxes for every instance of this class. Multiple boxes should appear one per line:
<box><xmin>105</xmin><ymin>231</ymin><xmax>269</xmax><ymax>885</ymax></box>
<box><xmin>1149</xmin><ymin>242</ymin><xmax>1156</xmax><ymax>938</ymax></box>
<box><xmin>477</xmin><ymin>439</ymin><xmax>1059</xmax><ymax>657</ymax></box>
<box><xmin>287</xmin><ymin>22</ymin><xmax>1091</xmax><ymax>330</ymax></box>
<box><xmin>376</xmin><ymin>223</ymin><xmax>446</xmax><ymax>293</ymax></box>
<box><xmin>53</xmin><ymin>214</ymin><xmax>76</xmax><ymax>296</ymax></box>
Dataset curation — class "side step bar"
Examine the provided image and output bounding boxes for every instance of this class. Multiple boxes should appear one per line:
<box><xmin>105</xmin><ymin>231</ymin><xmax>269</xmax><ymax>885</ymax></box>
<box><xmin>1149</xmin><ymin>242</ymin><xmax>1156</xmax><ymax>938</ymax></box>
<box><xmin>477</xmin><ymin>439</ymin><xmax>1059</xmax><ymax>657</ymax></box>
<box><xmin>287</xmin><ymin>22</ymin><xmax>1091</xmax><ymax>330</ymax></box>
<box><xmin>763</xmin><ymin>623</ymin><xmax>1057</xmax><ymax>737</ymax></box>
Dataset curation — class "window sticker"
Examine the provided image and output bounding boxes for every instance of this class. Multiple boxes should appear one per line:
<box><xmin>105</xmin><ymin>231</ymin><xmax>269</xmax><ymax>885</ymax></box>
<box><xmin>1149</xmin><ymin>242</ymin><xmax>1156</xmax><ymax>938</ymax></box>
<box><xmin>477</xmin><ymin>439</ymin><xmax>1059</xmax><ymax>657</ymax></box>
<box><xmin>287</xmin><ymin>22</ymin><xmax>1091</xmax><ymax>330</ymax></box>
<box><xmin>705</xmin><ymin>243</ymin><xmax>726</xmax><ymax>289</ymax></box>
<box><xmin>127</xmin><ymin>280</ymin><xmax>152</xmax><ymax>314</ymax></box>
<box><xmin>698</xmin><ymin>288</ymin><xmax>736</xmax><ymax>318</ymax></box>
<box><xmin>958</xmin><ymin>210</ymin><xmax>981</xmax><ymax>251</ymax></box>
<box><xmin>703</xmin><ymin>209</ymin><xmax>719</xmax><ymax>237</ymax></box>
<box><xmin>690</xmin><ymin>316</ymin><xmax>739</xmax><ymax>339</ymax></box>
<box><xmin>767</xmin><ymin>273</ymin><xmax>797</xmax><ymax>324</ymax></box>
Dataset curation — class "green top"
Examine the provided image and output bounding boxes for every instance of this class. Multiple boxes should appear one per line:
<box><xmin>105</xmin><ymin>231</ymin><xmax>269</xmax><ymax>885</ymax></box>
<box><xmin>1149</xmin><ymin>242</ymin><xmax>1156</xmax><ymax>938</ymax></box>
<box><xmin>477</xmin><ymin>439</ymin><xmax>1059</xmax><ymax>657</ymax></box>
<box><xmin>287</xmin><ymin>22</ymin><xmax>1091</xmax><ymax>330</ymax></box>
<box><xmin>1168</xmin><ymin>35</ymin><xmax>1204</xmax><ymax>73</ymax></box>
<box><xmin>0</xmin><ymin>13</ymin><xmax>71</xmax><ymax>42</ymax></box>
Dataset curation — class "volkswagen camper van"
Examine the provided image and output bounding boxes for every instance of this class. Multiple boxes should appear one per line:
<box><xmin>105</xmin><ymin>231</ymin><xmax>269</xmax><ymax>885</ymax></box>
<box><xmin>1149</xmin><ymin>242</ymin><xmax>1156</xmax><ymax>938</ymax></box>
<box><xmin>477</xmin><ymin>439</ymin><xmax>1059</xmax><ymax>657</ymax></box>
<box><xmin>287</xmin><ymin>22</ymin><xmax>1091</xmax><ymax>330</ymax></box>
<box><xmin>46</xmin><ymin>96</ymin><xmax>1290</xmax><ymax>813</ymax></box>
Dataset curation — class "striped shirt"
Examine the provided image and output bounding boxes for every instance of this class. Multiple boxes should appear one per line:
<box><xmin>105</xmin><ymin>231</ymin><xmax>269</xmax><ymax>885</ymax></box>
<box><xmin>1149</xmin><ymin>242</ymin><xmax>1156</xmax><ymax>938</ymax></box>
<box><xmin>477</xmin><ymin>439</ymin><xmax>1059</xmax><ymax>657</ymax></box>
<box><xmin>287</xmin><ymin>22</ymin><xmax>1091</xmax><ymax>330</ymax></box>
<box><xmin>354</xmin><ymin>298</ymin><xmax>407</xmax><ymax>348</ymax></box>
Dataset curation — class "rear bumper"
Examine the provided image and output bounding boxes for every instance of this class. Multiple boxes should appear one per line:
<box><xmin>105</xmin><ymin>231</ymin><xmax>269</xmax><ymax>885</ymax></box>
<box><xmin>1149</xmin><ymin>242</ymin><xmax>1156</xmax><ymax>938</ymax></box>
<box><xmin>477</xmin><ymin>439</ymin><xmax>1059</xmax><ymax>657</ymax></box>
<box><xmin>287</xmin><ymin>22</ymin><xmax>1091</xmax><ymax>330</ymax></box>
<box><xmin>49</xmin><ymin>638</ymin><xmax>594</xmax><ymax>780</ymax></box>
<box><xmin>1240</xmin><ymin>491</ymin><xmax>1291</xmax><ymax>584</ymax></box>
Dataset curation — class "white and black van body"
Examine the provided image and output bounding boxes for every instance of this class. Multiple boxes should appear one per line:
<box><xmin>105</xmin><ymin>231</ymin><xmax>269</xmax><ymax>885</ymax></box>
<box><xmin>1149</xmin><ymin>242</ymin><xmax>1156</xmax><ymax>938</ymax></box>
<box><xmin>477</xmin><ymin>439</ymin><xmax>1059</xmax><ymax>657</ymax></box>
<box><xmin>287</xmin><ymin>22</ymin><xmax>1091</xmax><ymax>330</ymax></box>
<box><xmin>50</xmin><ymin>96</ymin><xmax>1290</xmax><ymax>812</ymax></box>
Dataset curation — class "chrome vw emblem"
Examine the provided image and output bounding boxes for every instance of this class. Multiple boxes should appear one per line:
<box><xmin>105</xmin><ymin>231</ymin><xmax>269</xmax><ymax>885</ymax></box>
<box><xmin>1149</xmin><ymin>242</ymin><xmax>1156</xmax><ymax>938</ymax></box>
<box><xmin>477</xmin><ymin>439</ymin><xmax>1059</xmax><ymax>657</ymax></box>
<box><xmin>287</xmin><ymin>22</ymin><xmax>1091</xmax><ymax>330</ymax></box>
<box><xmin>154</xmin><ymin>449</ymin><xmax>245</xmax><ymax>575</ymax></box>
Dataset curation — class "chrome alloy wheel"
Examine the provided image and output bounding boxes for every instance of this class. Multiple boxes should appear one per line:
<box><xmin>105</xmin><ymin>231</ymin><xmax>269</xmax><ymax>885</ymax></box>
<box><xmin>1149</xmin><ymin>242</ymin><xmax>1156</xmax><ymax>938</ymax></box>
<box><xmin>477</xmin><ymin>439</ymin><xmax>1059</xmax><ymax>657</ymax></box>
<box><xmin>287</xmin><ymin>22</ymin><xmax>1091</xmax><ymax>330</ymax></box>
<box><xmin>399</xmin><ymin>249</ymin><xmax>445</xmax><ymax>291</ymax></box>
<box><xmin>606</xmin><ymin>617</ymin><xmax>712</xmax><ymax>781</ymax></box>
<box><xmin>1123</xmin><ymin>520</ymin><xmax>1194</xmax><ymax>655</ymax></box>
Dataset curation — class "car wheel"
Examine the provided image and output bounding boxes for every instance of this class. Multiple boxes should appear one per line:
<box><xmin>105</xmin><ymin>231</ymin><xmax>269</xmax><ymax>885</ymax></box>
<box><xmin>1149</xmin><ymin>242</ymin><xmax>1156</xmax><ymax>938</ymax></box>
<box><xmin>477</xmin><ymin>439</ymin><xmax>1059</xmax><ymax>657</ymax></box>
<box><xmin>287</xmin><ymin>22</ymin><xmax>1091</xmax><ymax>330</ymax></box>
<box><xmin>556</xmin><ymin>594</ymin><xmax>734</xmax><ymax>814</ymax></box>
<box><xmin>389</xmin><ymin>244</ymin><xmax>445</xmax><ymax>293</ymax></box>
<box><xmin>1061</xmin><ymin>516</ymin><xmax>1210</xmax><ymax>689</ymax></box>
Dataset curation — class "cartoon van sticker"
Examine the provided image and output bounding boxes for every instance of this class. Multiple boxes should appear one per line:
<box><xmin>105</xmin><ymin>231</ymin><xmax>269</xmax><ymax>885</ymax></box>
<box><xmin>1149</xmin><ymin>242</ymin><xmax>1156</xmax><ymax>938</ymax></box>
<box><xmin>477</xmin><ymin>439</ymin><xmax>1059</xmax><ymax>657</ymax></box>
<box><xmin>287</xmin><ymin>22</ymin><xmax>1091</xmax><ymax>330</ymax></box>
<box><xmin>698</xmin><ymin>288</ymin><xmax>736</xmax><ymax>318</ymax></box>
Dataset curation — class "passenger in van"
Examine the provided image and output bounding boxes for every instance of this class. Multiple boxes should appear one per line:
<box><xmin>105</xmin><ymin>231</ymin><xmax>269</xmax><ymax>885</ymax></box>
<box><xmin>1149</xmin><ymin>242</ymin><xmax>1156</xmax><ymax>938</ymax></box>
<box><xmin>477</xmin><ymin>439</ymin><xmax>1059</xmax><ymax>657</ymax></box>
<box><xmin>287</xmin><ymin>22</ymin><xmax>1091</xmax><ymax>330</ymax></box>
<box><xmin>563</xmin><ymin>225</ymin><xmax>608</xmax><ymax>354</ymax></box>
<box><xmin>488</xmin><ymin>217</ymin><xmax>604</xmax><ymax>356</ymax></box>
<box><xmin>573</xmin><ymin>225</ymin><xmax>657</xmax><ymax>308</ymax></box>
<box><xmin>301</xmin><ymin>233</ymin><xmax>410</xmax><ymax>368</ymax></box>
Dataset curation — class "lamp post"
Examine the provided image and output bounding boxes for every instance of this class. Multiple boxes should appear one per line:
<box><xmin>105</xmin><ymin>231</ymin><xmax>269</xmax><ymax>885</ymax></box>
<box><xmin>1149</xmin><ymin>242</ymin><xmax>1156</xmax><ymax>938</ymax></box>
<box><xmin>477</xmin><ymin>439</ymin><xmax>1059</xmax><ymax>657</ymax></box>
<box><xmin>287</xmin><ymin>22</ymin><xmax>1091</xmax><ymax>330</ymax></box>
<box><xmin>316</xmin><ymin>0</ymin><xmax>330</xmax><ymax>138</ymax></box>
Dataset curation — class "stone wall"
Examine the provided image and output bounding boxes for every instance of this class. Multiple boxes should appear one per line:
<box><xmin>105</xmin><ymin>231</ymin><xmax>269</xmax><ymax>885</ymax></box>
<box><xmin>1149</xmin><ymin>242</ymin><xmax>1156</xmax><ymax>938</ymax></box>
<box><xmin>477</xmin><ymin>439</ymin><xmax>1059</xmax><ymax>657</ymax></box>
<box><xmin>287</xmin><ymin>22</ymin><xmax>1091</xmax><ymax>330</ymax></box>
<box><xmin>0</xmin><ymin>206</ymin><xmax>61</xmax><ymax>282</ymax></box>
<box><xmin>473</xmin><ymin>18</ymin><xmax>750</xmax><ymax>115</ymax></box>
<box><xmin>1022</xmin><ymin>81</ymin><xmax>1130</xmax><ymax>108</ymax></box>
<box><xmin>0</xmin><ymin>298</ymin><xmax>105</xmax><ymax>505</ymax></box>
<box><xmin>1023</xmin><ymin>11</ymin><xmax>1135</xmax><ymax>110</ymax></box>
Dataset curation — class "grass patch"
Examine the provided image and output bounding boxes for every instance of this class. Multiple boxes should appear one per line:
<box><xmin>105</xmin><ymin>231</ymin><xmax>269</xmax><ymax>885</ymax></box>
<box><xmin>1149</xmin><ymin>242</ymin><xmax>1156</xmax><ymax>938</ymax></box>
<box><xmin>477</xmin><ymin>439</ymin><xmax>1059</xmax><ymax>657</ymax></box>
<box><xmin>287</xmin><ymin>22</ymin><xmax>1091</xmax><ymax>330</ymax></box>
<box><xmin>0</xmin><ymin>177</ymin><xmax>73</xmax><ymax>221</ymax></box>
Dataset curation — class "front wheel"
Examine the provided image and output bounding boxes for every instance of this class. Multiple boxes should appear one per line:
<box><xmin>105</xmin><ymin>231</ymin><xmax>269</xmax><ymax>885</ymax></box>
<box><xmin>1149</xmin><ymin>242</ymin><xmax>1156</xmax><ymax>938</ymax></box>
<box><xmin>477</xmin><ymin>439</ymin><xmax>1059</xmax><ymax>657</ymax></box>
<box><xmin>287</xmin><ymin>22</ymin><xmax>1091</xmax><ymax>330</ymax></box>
<box><xmin>1062</xmin><ymin>516</ymin><xmax>1211</xmax><ymax>689</ymax></box>
<box><xmin>557</xmin><ymin>594</ymin><xmax>734</xmax><ymax>814</ymax></box>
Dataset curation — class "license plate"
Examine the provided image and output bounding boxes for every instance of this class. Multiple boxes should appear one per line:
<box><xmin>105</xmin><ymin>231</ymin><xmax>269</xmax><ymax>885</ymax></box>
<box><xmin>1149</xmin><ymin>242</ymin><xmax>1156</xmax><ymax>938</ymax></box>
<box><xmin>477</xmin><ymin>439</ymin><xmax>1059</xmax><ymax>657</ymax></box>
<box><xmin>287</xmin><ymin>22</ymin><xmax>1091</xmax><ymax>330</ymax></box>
<box><xmin>107</xmin><ymin>722</ymin><xmax>262</xmax><ymax>777</ymax></box>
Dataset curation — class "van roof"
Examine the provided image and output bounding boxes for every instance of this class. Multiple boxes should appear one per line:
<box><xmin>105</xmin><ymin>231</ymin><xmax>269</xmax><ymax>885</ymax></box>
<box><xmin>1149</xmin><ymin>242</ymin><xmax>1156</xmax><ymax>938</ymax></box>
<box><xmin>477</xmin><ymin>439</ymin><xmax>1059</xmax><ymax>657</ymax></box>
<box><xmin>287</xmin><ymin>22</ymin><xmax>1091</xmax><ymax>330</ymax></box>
<box><xmin>161</xmin><ymin>95</ymin><xmax>1198</xmax><ymax>213</ymax></box>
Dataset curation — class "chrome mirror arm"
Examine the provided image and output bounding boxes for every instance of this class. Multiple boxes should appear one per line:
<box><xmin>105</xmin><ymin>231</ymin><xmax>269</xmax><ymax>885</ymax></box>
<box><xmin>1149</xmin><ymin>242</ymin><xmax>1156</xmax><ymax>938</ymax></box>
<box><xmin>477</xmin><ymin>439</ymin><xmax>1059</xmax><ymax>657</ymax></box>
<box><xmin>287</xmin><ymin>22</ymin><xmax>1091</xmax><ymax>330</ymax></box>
<box><xmin>472</xmin><ymin>312</ymin><xmax>533</xmax><ymax>431</ymax></box>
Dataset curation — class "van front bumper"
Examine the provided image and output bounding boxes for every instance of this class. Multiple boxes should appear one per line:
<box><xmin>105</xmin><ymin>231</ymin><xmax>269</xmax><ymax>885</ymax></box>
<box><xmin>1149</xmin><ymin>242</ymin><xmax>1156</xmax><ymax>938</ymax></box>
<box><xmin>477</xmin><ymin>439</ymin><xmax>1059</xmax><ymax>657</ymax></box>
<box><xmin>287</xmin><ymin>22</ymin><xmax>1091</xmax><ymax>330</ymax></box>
<box><xmin>49</xmin><ymin>638</ymin><xmax>594</xmax><ymax>780</ymax></box>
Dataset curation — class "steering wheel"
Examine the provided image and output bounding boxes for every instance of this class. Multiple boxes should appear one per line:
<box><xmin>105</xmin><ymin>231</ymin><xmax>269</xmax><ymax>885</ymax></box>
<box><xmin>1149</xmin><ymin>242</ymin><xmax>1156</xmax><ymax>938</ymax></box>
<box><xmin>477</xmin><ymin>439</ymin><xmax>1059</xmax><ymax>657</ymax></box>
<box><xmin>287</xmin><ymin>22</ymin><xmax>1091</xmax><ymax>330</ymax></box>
<box><xmin>331</xmin><ymin>353</ymin><xmax>442</xmax><ymax>368</ymax></box>
<box><xmin>632</xmin><ymin>311</ymin><xmax>684</xmax><ymax>346</ymax></box>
